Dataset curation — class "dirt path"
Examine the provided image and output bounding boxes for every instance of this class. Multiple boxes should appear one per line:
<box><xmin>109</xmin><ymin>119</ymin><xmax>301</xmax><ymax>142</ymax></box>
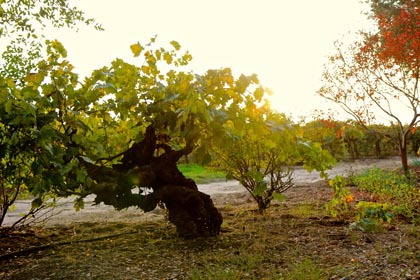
<box><xmin>3</xmin><ymin>157</ymin><xmax>402</xmax><ymax>227</ymax></box>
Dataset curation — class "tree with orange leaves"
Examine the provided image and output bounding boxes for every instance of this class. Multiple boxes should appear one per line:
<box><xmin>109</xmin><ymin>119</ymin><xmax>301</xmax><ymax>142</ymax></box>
<box><xmin>319</xmin><ymin>0</ymin><xmax>420</xmax><ymax>173</ymax></box>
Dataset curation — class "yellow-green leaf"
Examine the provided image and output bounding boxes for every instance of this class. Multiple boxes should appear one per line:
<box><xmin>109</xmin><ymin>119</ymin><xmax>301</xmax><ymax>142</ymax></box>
<box><xmin>254</xmin><ymin>87</ymin><xmax>264</xmax><ymax>101</ymax></box>
<box><xmin>142</xmin><ymin>65</ymin><xmax>150</xmax><ymax>75</ymax></box>
<box><xmin>130</xmin><ymin>43</ymin><xmax>143</xmax><ymax>57</ymax></box>
<box><xmin>170</xmin><ymin>40</ymin><xmax>181</xmax><ymax>50</ymax></box>
<box><xmin>163</xmin><ymin>52</ymin><xmax>173</xmax><ymax>64</ymax></box>
<box><xmin>155</xmin><ymin>49</ymin><xmax>162</xmax><ymax>60</ymax></box>
<box><xmin>6</xmin><ymin>78</ymin><xmax>15</xmax><ymax>88</ymax></box>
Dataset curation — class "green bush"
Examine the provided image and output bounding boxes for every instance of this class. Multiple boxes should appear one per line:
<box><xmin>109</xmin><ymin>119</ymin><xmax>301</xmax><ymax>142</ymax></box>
<box><xmin>327</xmin><ymin>168</ymin><xmax>420</xmax><ymax>229</ymax></box>
<box><xmin>352</xmin><ymin>168</ymin><xmax>416</xmax><ymax>195</ymax></box>
<box><xmin>352</xmin><ymin>168</ymin><xmax>420</xmax><ymax>225</ymax></box>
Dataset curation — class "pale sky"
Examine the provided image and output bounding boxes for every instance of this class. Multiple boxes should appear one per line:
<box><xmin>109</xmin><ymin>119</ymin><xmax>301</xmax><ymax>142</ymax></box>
<box><xmin>52</xmin><ymin>0</ymin><xmax>372</xmax><ymax>120</ymax></box>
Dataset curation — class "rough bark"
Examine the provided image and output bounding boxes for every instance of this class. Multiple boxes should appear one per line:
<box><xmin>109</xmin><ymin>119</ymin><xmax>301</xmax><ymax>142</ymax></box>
<box><xmin>85</xmin><ymin>125</ymin><xmax>222</xmax><ymax>238</ymax></box>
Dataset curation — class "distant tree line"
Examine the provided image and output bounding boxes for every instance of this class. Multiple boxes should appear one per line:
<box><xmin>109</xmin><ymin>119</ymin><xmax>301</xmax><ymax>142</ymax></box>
<box><xmin>302</xmin><ymin>119</ymin><xmax>420</xmax><ymax>161</ymax></box>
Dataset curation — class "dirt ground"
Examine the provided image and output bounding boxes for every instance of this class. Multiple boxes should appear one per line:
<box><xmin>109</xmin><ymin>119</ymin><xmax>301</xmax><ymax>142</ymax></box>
<box><xmin>1</xmin><ymin>157</ymin><xmax>419</xmax><ymax>279</ymax></box>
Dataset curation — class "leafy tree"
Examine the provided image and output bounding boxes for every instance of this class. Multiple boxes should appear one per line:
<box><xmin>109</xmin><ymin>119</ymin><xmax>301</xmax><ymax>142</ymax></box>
<box><xmin>0</xmin><ymin>0</ymin><xmax>102</xmax><ymax>82</ymax></box>
<box><xmin>338</xmin><ymin>121</ymin><xmax>365</xmax><ymax>160</ymax></box>
<box><xmin>212</xmin><ymin>107</ymin><xmax>336</xmax><ymax>212</ymax></box>
<box><xmin>409</xmin><ymin>127</ymin><xmax>420</xmax><ymax>155</ymax></box>
<box><xmin>0</xmin><ymin>75</ymin><xmax>33</xmax><ymax>225</ymax></box>
<box><xmin>3</xmin><ymin>36</ymin><xmax>301</xmax><ymax>237</ymax></box>
<box><xmin>319</xmin><ymin>0</ymin><xmax>420</xmax><ymax>173</ymax></box>
<box><xmin>303</xmin><ymin>119</ymin><xmax>346</xmax><ymax>159</ymax></box>
<box><xmin>363</xmin><ymin>124</ymin><xmax>386</xmax><ymax>158</ymax></box>
<box><xmin>0</xmin><ymin>0</ymin><xmax>333</xmax><ymax>236</ymax></box>
<box><xmin>0</xmin><ymin>0</ymin><xmax>101</xmax><ymax>226</ymax></box>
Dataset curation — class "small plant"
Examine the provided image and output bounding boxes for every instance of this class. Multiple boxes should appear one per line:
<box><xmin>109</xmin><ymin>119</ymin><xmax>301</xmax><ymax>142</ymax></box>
<box><xmin>350</xmin><ymin>217</ymin><xmax>384</xmax><ymax>232</ymax></box>
<box><xmin>412</xmin><ymin>156</ymin><xmax>420</xmax><ymax>167</ymax></box>
<box><xmin>325</xmin><ymin>175</ymin><xmax>354</xmax><ymax>217</ymax></box>
<box><xmin>350</xmin><ymin>201</ymin><xmax>393</xmax><ymax>232</ymax></box>
<box><xmin>212</xmin><ymin>112</ymin><xmax>336</xmax><ymax>213</ymax></box>
<box><xmin>356</xmin><ymin>201</ymin><xmax>393</xmax><ymax>222</ymax></box>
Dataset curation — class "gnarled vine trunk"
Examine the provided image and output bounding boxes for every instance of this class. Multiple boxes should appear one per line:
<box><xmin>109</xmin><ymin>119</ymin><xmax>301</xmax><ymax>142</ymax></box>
<box><xmin>85</xmin><ymin>125</ymin><xmax>222</xmax><ymax>238</ymax></box>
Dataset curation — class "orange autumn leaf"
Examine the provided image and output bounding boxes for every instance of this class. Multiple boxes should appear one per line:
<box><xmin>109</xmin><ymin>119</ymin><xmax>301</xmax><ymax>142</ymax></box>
<box><xmin>344</xmin><ymin>194</ymin><xmax>354</xmax><ymax>203</ymax></box>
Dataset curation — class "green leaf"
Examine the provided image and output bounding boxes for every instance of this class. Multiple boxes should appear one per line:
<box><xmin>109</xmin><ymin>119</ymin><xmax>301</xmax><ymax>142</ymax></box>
<box><xmin>247</xmin><ymin>169</ymin><xmax>264</xmax><ymax>182</ymax></box>
<box><xmin>31</xmin><ymin>197</ymin><xmax>43</xmax><ymax>208</ymax></box>
<box><xmin>22</xmin><ymin>87</ymin><xmax>39</xmax><ymax>100</ymax></box>
<box><xmin>74</xmin><ymin>197</ymin><xmax>85</xmax><ymax>211</ymax></box>
<box><xmin>39</xmin><ymin>125</ymin><xmax>56</xmax><ymax>139</ymax></box>
<box><xmin>43</xmin><ymin>143</ymin><xmax>54</xmax><ymax>155</ymax></box>
<box><xmin>71</xmin><ymin>134</ymin><xmax>84</xmax><ymax>145</ymax></box>
<box><xmin>5</xmin><ymin>99</ymin><xmax>13</xmax><ymax>114</ymax></box>
<box><xmin>253</xmin><ymin>181</ymin><xmax>267</xmax><ymax>196</ymax></box>
<box><xmin>80</xmin><ymin>156</ymin><xmax>95</xmax><ymax>164</ymax></box>
<box><xmin>0</xmin><ymin>89</ymin><xmax>7</xmax><ymax>104</ymax></box>
<box><xmin>76</xmin><ymin>169</ymin><xmax>87</xmax><ymax>182</ymax></box>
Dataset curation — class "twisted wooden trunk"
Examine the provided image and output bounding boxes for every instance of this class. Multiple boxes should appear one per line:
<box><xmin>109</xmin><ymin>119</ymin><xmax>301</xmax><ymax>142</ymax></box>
<box><xmin>86</xmin><ymin>125</ymin><xmax>222</xmax><ymax>238</ymax></box>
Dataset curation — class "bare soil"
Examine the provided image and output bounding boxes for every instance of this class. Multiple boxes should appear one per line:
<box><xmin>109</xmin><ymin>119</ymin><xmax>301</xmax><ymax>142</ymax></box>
<box><xmin>1</xmin><ymin>157</ymin><xmax>419</xmax><ymax>279</ymax></box>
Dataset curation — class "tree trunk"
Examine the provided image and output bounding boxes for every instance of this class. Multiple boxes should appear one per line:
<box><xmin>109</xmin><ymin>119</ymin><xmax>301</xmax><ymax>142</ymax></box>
<box><xmin>156</xmin><ymin>185</ymin><xmax>222</xmax><ymax>237</ymax></box>
<box><xmin>375</xmin><ymin>139</ymin><xmax>382</xmax><ymax>158</ymax></box>
<box><xmin>86</xmin><ymin>125</ymin><xmax>223</xmax><ymax>238</ymax></box>
<box><xmin>399</xmin><ymin>134</ymin><xmax>408</xmax><ymax>176</ymax></box>
<box><xmin>400</xmin><ymin>141</ymin><xmax>409</xmax><ymax>175</ymax></box>
<box><xmin>0</xmin><ymin>201</ymin><xmax>8</xmax><ymax>227</ymax></box>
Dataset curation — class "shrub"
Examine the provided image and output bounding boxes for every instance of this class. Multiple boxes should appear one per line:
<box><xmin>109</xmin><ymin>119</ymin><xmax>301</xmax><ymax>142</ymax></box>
<box><xmin>325</xmin><ymin>175</ymin><xmax>354</xmax><ymax>218</ymax></box>
<box><xmin>352</xmin><ymin>168</ymin><xmax>419</xmax><ymax>224</ymax></box>
<box><xmin>352</xmin><ymin>168</ymin><xmax>416</xmax><ymax>196</ymax></box>
<box><xmin>327</xmin><ymin>168</ymin><xmax>420</xmax><ymax>229</ymax></box>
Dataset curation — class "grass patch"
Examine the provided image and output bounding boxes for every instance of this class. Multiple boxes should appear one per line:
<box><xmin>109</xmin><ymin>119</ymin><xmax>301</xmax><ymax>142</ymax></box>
<box><xmin>191</xmin><ymin>253</ymin><xmax>269</xmax><ymax>280</ymax></box>
<box><xmin>289</xmin><ymin>204</ymin><xmax>322</xmax><ymax>217</ymax></box>
<box><xmin>285</xmin><ymin>258</ymin><xmax>327</xmax><ymax>280</ymax></box>
<box><xmin>178</xmin><ymin>163</ymin><xmax>226</xmax><ymax>184</ymax></box>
